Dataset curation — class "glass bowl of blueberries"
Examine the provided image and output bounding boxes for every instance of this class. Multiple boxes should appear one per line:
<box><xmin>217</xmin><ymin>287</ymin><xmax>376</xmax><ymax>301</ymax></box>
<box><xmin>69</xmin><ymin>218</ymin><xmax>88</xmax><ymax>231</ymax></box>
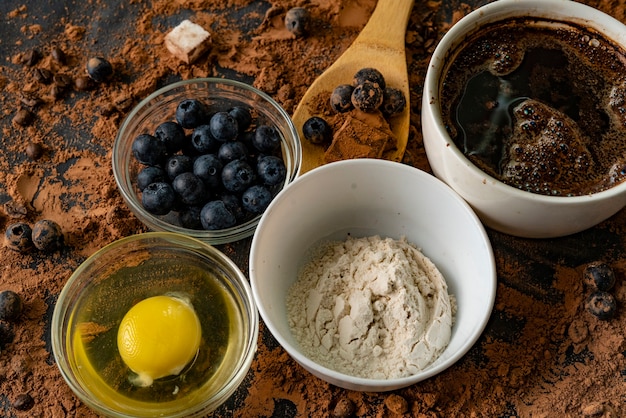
<box><xmin>112</xmin><ymin>78</ymin><xmax>301</xmax><ymax>244</ymax></box>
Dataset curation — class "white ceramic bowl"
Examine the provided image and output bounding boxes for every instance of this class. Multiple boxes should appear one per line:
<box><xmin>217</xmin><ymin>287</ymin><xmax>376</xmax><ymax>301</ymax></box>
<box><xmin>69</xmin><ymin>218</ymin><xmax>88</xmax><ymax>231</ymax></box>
<box><xmin>249</xmin><ymin>159</ymin><xmax>496</xmax><ymax>391</ymax></box>
<box><xmin>422</xmin><ymin>0</ymin><xmax>626</xmax><ymax>238</ymax></box>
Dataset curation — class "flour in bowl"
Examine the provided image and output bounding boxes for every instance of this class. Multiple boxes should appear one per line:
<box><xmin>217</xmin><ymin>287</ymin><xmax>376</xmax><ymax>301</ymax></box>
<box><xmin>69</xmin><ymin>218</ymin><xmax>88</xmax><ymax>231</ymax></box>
<box><xmin>286</xmin><ymin>235</ymin><xmax>455</xmax><ymax>379</ymax></box>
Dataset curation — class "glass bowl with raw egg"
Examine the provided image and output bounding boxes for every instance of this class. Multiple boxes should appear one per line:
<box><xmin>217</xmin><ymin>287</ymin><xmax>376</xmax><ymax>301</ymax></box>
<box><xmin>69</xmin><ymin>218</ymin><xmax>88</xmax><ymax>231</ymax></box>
<box><xmin>51</xmin><ymin>232</ymin><xmax>258</xmax><ymax>417</ymax></box>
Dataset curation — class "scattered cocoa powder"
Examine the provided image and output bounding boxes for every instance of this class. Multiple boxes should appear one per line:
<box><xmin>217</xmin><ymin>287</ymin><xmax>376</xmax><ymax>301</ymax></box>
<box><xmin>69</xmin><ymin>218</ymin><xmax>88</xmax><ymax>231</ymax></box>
<box><xmin>1</xmin><ymin>0</ymin><xmax>626</xmax><ymax>417</ymax></box>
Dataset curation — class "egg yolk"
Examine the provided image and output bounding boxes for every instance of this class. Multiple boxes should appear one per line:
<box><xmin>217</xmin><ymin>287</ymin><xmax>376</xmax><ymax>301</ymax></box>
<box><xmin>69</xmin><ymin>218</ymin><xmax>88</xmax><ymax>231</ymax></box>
<box><xmin>117</xmin><ymin>295</ymin><xmax>202</xmax><ymax>387</ymax></box>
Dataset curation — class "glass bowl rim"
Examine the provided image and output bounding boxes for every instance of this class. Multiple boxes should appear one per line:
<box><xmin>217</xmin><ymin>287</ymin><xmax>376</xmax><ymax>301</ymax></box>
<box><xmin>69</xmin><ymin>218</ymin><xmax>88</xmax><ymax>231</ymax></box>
<box><xmin>112</xmin><ymin>77</ymin><xmax>302</xmax><ymax>244</ymax></box>
<box><xmin>51</xmin><ymin>231</ymin><xmax>259</xmax><ymax>417</ymax></box>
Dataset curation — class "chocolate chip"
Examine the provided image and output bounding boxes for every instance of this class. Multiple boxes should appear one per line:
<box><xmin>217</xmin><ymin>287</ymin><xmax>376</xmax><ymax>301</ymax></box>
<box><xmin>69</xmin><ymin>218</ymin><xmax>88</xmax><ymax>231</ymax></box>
<box><xmin>26</xmin><ymin>142</ymin><xmax>44</xmax><ymax>160</ymax></box>
<box><xmin>50</xmin><ymin>84</ymin><xmax>65</xmax><ymax>100</ymax></box>
<box><xmin>50</xmin><ymin>46</ymin><xmax>66</xmax><ymax>64</ymax></box>
<box><xmin>12</xmin><ymin>393</ymin><xmax>34</xmax><ymax>411</ymax></box>
<box><xmin>12</xmin><ymin>109</ymin><xmax>34</xmax><ymax>127</ymax></box>
<box><xmin>33</xmin><ymin>68</ymin><xmax>52</xmax><ymax>84</ymax></box>
<box><xmin>99</xmin><ymin>103</ymin><xmax>117</xmax><ymax>117</ymax></box>
<box><xmin>22</xmin><ymin>49</ymin><xmax>41</xmax><ymax>67</ymax></box>
<box><xmin>20</xmin><ymin>94</ymin><xmax>41</xmax><ymax>108</ymax></box>
<box><xmin>53</xmin><ymin>73</ymin><xmax>72</xmax><ymax>89</ymax></box>
<box><xmin>114</xmin><ymin>94</ymin><xmax>133</xmax><ymax>112</ymax></box>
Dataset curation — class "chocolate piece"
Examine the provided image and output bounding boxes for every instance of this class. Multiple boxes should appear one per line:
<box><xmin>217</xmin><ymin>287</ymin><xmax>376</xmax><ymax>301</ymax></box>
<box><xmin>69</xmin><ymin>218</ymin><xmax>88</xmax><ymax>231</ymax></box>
<box><xmin>324</xmin><ymin>114</ymin><xmax>393</xmax><ymax>163</ymax></box>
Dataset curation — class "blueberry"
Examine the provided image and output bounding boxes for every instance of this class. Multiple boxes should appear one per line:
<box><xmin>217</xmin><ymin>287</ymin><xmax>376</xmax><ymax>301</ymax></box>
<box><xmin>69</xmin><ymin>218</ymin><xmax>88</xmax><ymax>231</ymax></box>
<box><xmin>172</xmin><ymin>172</ymin><xmax>208</xmax><ymax>206</ymax></box>
<box><xmin>302</xmin><ymin>116</ymin><xmax>332</xmax><ymax>145</ymax></box>
<box><xmin>252</xmin><ymin>125</ymin><xmax>281</xmax><ymax>153</ymax></box>
<box><xmin>0</xmin><ymin>290</ymin><xmax>23</xmax><ymax>321</ymax></box>
<box><xmin>5</xmin><ymin>222</ymin><xmax>33</xmax><ymax>253</ymax></box>
<box><xmin>284</xmin><ymin>7</ymin><xmax>309</xmax><ymax>37</ymax></box>
<box><xmin>381</xmin><ymin>87</ymin><xmax>406</xmax><ymax>117</ymax></box>
<box><xmin>165</xmin><ymin>154</ymin><xmax>193</xmax><ymax>180</ymax></box>
<box><xmin>239</xmin><ymin>130</ymin><xmax>257</xmax><ymax>154</ymax></box>
<box><xmin>179</xmin><ymin>206</ymin><xmax>203</xmax><ymax>230</ymax></box>
<box><xmin>229</xmin><ymin>106</ymin><xmax>253</xmax><ymax>131</ymax></box>
<box><xmin>583</xmin><ymin>261</ymin><xmax>616</xmax><ymax>291</ymax></box>
<box><xmin>585</xmin><ymin>291</ymin><xmax>617</xmax><ymax>320</ymax></box>
<box><xmin>242</xmin><ymin>185</ymin><xmax>273</xmax><ymax>214</ymax></box>
<box><xmin>180</xmin><ymin>134</ymin><xmax>201</xmax><ymax>158</ymax></box>
<box><xmin>220</xmin><ymin>194</ymin><xmax>246</xmax><ymax>221</ymax></box>
<box><xmin>86</xmin><ymin>57</ymin><xmax>113</xmax><ymax>83</ymax></box>
<box><xmin>218</xmin><ymin>141</ymin><xmax>248</xmax><ymax>163</ymax></box>
<box><xmin>51</xmin><ymin>46</ymin><xmax>66</xmax><ymax>65</ymax></box>
<box><xmin>330</xmin><ymin>84</ymin><xmax>355</xmax><ymax>113</ymax></box>
<box><xmin>353</xmin><ymin>67</ymin><xmax>386</xmax><ymax>90</ymax></box>
<box><xmin>142</xmin><ymin>182</ymin><xmax>176</xmax><ymax>215</ymax></box>
<box><xmin>222</xmin><ymin>159</ymin><xmax>256</xmax><ymax>193</ymax></box>
<box><xmin>136</xmin><ymin>166</ymin><xmax>167</xmax><ymax>191</ymax></box>
<box><xmin>200</xmin><ymin>200</ymin><xmax>237</xmax><ymax>230</ymax></box>
<box><xmin>32</xmin><ymin>219</ymin><xmax>64</xmax><ymax>252</ymax></box>
<box><xmin>257</xmin><ymin>155</ymin><xmax>287</xmax><ymax>186</ymax></box>
<box><xmin>176</xmin><ymin>99</ymin><xmax>208</xmax><ymax>129</ymax></box>
<box><xmin>210</xmin><ymin>111</ymin><xmax>239</xmax><ymax>141</ymax></box>
<box><xmin>132</xmin><ymin>133</ymin><xmax>167</xmax><ymax>166</ymax></box>
<box><xmin>351</xmin><ymin>81</ymin><xmax>383</xmax><ymax>112</ymax></box>
<box><xmin>193</xmin><ymin>154</ymin><xmax>223</xmax><ymax>190</ymax></box>
<box><xmin>191</xmin><ymin>125</ymin><xmax>220</xmax><ymax>154</ymax></box>
<box><xmin>155</xmin><ymin>121</ymin><xmax>186</xmax><ymax>154</ymax></box>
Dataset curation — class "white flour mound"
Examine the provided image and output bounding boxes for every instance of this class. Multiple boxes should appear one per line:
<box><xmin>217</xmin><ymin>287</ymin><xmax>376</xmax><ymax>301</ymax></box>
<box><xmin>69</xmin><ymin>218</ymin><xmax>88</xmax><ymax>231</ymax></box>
<box><xmin>286</xmin><ymin>235</ymin><xmax>455</xmax><ymax>379</ymax></box>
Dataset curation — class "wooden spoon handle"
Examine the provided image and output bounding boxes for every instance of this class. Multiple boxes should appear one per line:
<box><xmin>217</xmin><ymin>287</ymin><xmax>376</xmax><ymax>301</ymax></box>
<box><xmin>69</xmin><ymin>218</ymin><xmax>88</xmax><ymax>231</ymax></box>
<box><xmin>356</xmin><ymin>0</ymin><xmax>415</xmax><ymax>49</ymax></box>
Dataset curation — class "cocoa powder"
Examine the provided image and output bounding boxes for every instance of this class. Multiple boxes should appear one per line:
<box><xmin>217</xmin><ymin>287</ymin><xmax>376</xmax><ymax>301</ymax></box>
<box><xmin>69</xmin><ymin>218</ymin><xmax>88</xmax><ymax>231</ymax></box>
<box><xmin>0</xmin><ymin>0</ymin><xmax>625</xmax><ymax>417</ymax></box>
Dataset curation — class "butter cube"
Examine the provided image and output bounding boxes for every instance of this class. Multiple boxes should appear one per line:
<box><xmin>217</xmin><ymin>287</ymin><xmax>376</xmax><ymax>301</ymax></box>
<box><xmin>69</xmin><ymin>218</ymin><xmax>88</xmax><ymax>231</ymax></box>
<box><xmin>164</xmin><ymin>20</ymin><xmax>211</xmax><ymax>64</ymax></box>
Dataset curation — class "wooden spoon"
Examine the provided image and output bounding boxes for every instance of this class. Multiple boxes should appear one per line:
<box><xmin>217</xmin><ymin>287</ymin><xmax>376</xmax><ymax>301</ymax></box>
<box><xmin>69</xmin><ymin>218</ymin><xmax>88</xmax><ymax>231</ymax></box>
<box><xmin>292</xmin><ymin>0</ymin><xmax>415</xmax><ymax>173</ymax></box>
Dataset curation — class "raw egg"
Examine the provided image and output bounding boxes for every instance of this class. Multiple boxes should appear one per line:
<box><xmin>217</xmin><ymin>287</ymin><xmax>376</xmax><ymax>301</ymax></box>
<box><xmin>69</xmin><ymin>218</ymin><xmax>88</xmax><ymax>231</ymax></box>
<box><xmin>117</xmin><ymin>294</ymin><xmax>202</xmax><ymax>387</ymax></box>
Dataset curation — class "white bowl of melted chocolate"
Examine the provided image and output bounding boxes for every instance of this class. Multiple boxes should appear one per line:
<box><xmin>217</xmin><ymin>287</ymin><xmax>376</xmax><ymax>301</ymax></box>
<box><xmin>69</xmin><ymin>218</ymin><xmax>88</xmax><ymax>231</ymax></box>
<box><xmin>422</xmin><ymin>0</ymin><xmax>626</xmax><ymax>238</ymax></box>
